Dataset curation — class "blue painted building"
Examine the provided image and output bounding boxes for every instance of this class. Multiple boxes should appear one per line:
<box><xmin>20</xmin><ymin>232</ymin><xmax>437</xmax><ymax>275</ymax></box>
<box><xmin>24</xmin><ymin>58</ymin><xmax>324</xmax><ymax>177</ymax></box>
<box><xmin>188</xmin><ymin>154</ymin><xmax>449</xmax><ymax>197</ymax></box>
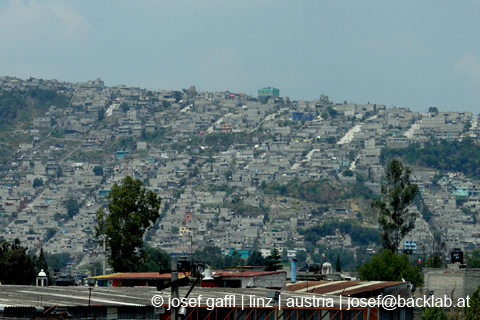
<box><xmin>292</xmin><ymin>112</ymin><xmax>313</xmax><ymax>121</ymax></box>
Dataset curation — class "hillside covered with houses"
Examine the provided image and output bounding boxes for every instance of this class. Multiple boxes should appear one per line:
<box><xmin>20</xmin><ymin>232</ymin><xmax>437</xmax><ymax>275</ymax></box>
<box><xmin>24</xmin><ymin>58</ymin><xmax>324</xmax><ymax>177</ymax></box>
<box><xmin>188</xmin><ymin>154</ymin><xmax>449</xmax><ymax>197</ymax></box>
<box><xmin>0</xmin><ymin>76</ymin><xmax>478</xmax><ymax>272</ymax></box>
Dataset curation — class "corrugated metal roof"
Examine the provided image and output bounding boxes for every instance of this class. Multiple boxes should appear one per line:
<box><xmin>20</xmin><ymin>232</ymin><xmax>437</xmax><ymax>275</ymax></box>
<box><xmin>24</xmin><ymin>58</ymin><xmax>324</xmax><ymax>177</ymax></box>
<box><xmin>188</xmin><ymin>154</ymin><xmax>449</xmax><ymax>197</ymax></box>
<box><xmin>287</xmin><ymin>280</ymin><xmax>407</xmax><ymax>296</ymax></box>
<box><xmin>342</xmin><ymin>281</ymin><xmax>406</xmax><ymax>296</ymax></box>
<box><xmin>286</xmin><ymin>281</ymin><xmax>330</xmax><ymax>292</ymax></box>
<box><xmin>213</xmin><ymin>270</ymin><xmax>286</xmax><ymax>278</ymax></box>
<box><xmin>92</xmin><ymin>272</ymin><xmax>190</xmax><ymax>280</ymax></box>
<box><xmin>0</xmin><ymin>286</ymin><xmax>352</xmax><ymax>309</ymax></box>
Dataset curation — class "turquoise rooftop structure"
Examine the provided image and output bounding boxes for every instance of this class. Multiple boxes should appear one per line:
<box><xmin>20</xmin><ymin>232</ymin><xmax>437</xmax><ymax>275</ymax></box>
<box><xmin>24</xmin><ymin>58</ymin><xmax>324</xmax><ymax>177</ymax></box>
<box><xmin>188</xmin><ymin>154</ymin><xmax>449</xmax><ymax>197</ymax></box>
<box><xmin>258</xmin><ymin>87</ymin><xmax>279</xmax><ymax>99</ymax></box>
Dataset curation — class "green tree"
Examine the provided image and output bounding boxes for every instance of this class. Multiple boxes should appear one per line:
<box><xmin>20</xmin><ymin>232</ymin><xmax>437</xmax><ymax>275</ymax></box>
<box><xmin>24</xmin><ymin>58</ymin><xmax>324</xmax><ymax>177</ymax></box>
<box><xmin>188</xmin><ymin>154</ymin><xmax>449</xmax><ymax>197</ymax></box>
<box><xmin>282</xmin><ymin>248</ymin><xmax>289</xmax><ymax>264</ymax></box>
<box><xmin>467</xmin><ymin>249</ymin><xmax>480</xmax><ymax>268</ymax></box>
<box><xmin>65</xmin><ymin>197</ymin><xmax>79</xmax><ymax>218</ymax></box>
<box><xmin>425</xmin><ymin>254</ymin><xmax>444</xmax><ymax>268</ymax></box>
<box><xmin>89</xmin><ymin>262</ymin><xmax>103</xmax><ymax>276</ymax></box>
<box><xmin>464</xmin><ymin>285</ymin><xmax>480</xmax><ymax>320</ymax></box>
<box><xmin>139</xmin><ymin>246</ymin><xmax>171</xmax><ymax>272</ymax></box>
<box><xmin>98</xmin><ymin>108</ymin><xmax>105</xmax><ymax>122</ymax></box>
<box><xmin>33</xmin><ymin>178</ymin><xmax>43</xmax><ymax>188</ymax></box>
<box><xmin>247</xmin><ymin>250</ymin><xmax>265</xmax><ymax>266</ymax></box>
<box><xmin>56</xmin><ymin>166</ymin><xmax>63</xmax><ymax>179</ymax></box>
<box><xmin>343</xmin><ymin>169</ymin><xmax>354</xmax><ymax>177</ymax></box>
<box><xmin>336</xmin><ymin>254</ymin><xmax>341</xmax><ymax>272</ymax></box>
<box><xmin>225</xmin><ymin>250</ymin><xmax>244</xmax><ymax>268</ymax></box>
<box><xmin>296</xmin><ymin>250</ymin><xmax>307</xmax><ymax>265</ymax></box>
<box><xmin>37</xmin><ymin>248</ymin><xmax>52</xmax><ymax>285</ymax></box>
<box><xmin>173</xmin><ymin>91</ymin><xmax>183</xmax><ymax>102</ymax></box>
<box><xmin>264</xmin><ymin>247</ymin><xmax>283</xmax><ymax>271</ymax></box>
<box><xmin>358</xmin><ymin>250</ymin><xmax>422</xmax><ymax>287</ymax></box>
<box><xmin>162</xmin><ymin>100</ymin><xmax>171</xmax><ymax>108</ymax></box>
<box><xmin>224</xmin><ymin>169</ymin><xmax>232</xmax><ymax>180</ymax></box>
<box><xmin>327</xmin><ymin>106</ymin><xmax>337</xmax><ymax>117</ymax></box>
<box><xmin>191</xmin><ymin>246</ymin><xmax>225</xmax><ymax>269</ymax></box>
<box><xmin>0</xmin><ymin>238</ymin><xmax>37</xmax><ymax>285</ymax></box>
<box><xmin>428</xmin><ymin>107</ymin><xmax>439</xmax><ymax>113</ymax></box>
<box><xmin>93</xmin><ymin>166</ymin><xmax>103</xmax><ymax>176</ymax></box>
<box><xmin>425</xmin><ymin>239</ymin><xmax>445</xmax><ymax>268</ymax></box>
<box><xmin>419</xmin><ymin>307</ymin><xmax>450</xmax><ymax>320</ymax></box>
<box><xmin>372</xmin><ymin>159</ymin><xmax>419</xmax><ymax>253</ymax></box>
<box><xmin>46</xmin><ymin>252</ymin><xmax>70</xmax><ymax>270</ymax></box>
<box><xmin>95</xmin><ymin>176</ymin><xmax>162</xmax><ymax>272</ymax></box>
<box><xmin>190</xmin><ymin>166</ymin><xmax>200</xmax><ymax>178</ymax></box>
<box><xmin>44</xmin><ymin>228</ymin><xmax>56</xmax><ymax>241</ymax></box>
<box><xmin>319</xmin><ymin>94</ymin><xmax>330</xmax><ymax>105</ymax></box>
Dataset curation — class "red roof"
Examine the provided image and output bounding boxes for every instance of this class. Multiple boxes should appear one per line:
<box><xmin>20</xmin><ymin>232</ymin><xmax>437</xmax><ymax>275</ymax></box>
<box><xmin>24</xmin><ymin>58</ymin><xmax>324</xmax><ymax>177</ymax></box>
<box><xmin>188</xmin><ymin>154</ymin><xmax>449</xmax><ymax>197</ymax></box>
<box><xmin>93</xmin><ymin>272</ymin><xmax>190</xmax><ymax>280</ymax></box>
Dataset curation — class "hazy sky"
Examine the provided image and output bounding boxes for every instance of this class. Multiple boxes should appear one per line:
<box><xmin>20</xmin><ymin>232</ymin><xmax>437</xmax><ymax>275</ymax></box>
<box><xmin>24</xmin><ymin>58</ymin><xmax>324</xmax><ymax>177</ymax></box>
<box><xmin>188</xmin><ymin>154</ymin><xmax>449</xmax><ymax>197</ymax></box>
<box><xmin>1</xmin><ymin>1</ymin><xmax>480</xmax><ymax>114</ymax></box>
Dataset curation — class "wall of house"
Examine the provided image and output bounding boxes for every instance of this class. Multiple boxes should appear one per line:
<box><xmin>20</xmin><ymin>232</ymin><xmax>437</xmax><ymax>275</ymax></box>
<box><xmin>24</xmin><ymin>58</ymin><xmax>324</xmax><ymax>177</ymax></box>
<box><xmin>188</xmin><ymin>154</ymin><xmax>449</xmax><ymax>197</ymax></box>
<box><xmin>253</xmin><ymin>272</ymin><xmax>287</xmax><ymax>290</ymax></box>
<box><xmin>421</xmin><ymin>265</ymin><xmax>480</xmax><ymax>301</ymax></box>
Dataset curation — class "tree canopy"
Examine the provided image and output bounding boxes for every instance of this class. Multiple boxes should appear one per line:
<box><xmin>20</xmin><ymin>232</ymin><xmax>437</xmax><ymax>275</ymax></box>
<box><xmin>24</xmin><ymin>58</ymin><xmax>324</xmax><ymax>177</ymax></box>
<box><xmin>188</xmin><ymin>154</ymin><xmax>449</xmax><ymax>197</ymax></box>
<box><xmin>139</xmin><ymin>246</ymin><xmax>171</xmax><ymax>272</ymax></box>
<box><xmin>264</xmin><ymin>247</ymin><xmax>283</xmax><ymax>271</ymax></box>
<box><xmin>466</xmin><ymin>249</ymin><xmax>480</xmax><ymax>268</ymax></box>
<box><xmin>95</xmin><ymin>176</ymin><xmax>162</xmax><ymax>272</ymax></box>
<box><xmin>296</xmin><ymin>250</ymin><xmax>307</xmax><ymax>265</ymax></box>
<box><xmin>0</xmin><ymin>239</ymin><xmax>37</xmax><ymax>285</ymax></box>
<box><xmin>372</xmin><ymin>159</ymin><xmax>418</xmax><ymax>253</ymax></box>
<box><xmin>93</xmin><ymin>166</ymin><xmax>103</xmax><ymax>176</ymax></box>
<box><xmin>65</xmin><ymin>197</ymin><xmax>79</xmax><ymax>218</ymax></box>
<box><xmin>46</xmin><ymin>252</ymin><xmax>71</xmax><ymax>270</ymax></box>
<box><xmin>33</xmin><ymin>178</ymin><xmax>43</xmax><ymax>188</ymax></box>
<box><xmin>247</xmin><ymin>250</ymin><xmax>265</xmax><ymax>266</ymax></box>
<box><xmin>358</xmin><ymin>250</ymin><xmax>422</xmax><ymax>287</ymax></box>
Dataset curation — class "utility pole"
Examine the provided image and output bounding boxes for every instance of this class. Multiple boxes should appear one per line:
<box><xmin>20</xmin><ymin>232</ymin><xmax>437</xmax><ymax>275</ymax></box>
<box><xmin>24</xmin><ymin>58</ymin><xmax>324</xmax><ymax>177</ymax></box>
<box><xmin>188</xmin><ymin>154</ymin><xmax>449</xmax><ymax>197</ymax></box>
<box><xmin>103</xmin><ymin>237</ymin><xmax>106</xmax><ymax>275</ymax></box>
<box><xmin>189</xmin><ymin>232</ymin><xmax>193</xmax><ymax>265</ymax></box>
<box><xmin>171</xmin><ymin>261</ymin><xmax>178</xmax><ymax>320</ymax></box>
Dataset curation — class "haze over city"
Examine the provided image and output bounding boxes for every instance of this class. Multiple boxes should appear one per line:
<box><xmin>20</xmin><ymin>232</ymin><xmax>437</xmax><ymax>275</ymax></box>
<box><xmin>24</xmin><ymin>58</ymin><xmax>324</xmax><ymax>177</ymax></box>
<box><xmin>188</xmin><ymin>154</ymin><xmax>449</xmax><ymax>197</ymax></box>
<box><xmin>1</xmin><ymin>0</ymin><xmax>480</xmax><ymax>113</ymax></box>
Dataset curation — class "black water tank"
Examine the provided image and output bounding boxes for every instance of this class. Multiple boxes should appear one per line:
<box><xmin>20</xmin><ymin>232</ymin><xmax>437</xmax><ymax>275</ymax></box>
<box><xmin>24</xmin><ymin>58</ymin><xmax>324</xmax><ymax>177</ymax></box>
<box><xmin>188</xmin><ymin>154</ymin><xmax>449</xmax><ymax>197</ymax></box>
<box><xmin>451</xmin><ymin>248</ymin><xmax>463</xmax><ymax>264</ymax></box>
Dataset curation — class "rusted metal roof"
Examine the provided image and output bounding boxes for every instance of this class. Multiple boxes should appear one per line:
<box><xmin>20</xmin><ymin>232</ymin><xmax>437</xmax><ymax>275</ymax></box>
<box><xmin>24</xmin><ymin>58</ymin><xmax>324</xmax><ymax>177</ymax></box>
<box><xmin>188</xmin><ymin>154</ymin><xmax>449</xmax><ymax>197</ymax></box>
<box><xmin>286</xmin><ymin>281</ymin><xmax>326</xmax><ymax>291</ymax></box>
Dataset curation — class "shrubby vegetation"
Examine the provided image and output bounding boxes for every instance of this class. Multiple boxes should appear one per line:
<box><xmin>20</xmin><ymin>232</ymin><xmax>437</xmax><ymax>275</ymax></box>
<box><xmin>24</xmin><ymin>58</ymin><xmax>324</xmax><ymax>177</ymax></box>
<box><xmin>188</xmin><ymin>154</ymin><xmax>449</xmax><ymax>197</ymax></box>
<box><xmin>382</xmin><ymin>137</ymin><xmax>480</xmax><ymax>178</ymax></box>
<box><xmin>358</xmin><ymin>250</ymin><xmax>422</xmax><ymax>287</ymax></box>
<box><xmin>0</xmin><ymin>88</ymin><xmax>69</xmax><ymax>125</ymax></box>
<box><xmin>298</xmin><ymin>220</ymin><xmax>379</xmax><ymax>247</ymax></box>
<box><xmin>260</xmin><ymin>178</ymin><xmax>379</xmax><ymax>205</ymax></box>
<box><xmin>191</xmin><ymin>246</ymin><xmax>248</xmax><ymax>269</ymax></box>
<box><xmin>222</xmin><ymin>199</ymin><xmax>270</xmax><ymax>218</ymax></box>
<box><xmin>169</xmin><ymin>132</ymin><xmax>264</xmax><ymax>156</ymax></box>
